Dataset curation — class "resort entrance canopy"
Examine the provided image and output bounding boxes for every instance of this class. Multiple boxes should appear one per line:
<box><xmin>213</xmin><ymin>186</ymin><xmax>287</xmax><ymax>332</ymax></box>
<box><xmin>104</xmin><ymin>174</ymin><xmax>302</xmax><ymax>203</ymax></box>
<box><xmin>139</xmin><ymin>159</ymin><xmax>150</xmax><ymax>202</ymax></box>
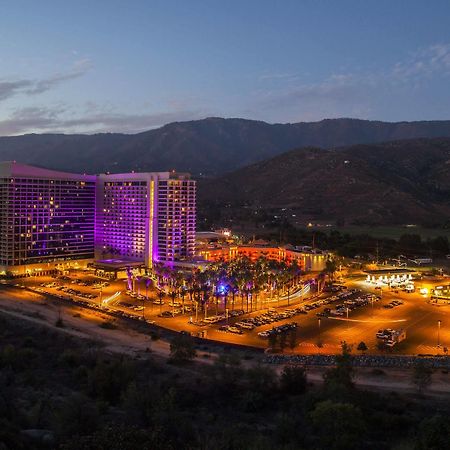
<box><xmin>91</xmin><ymin>259</ymin><xmax>145</xmax><ymax>273</ymax></box>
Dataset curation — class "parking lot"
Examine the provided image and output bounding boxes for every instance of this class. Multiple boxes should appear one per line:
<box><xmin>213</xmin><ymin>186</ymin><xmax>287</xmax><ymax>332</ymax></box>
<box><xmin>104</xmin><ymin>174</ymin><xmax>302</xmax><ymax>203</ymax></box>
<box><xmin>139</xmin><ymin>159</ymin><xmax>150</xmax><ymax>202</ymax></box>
<box><xmin>3</xmin><ymin>270</ymin><xmax>450</xmax><ymax>355</ymax></box>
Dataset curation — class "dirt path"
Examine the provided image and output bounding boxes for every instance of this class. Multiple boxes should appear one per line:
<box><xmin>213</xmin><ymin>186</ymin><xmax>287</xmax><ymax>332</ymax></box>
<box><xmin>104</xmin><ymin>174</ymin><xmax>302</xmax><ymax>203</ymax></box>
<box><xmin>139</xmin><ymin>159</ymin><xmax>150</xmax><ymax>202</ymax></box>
<box><xmin>0</xmin><ymin>290</ymin><xmax>218</xmax><ymax>364</ymax></box>
<box><xmin>0</xmin><ymin>291</ymin><xmax>169</xmax><ymax>358</ymax></box>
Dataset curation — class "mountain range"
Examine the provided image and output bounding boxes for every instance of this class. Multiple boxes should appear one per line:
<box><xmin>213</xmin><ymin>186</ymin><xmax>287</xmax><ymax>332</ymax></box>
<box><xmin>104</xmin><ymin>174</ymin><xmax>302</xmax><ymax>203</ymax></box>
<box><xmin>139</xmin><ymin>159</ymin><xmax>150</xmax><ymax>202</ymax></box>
<box><xmin>3</xmin><ymin>117</ymin><xmax>450</xmax><ymax>175</ymax></box>
<box><xmin>198</xmin><ymin>138</ymin><xmax>450</xmax><ymax>226</ymax></box>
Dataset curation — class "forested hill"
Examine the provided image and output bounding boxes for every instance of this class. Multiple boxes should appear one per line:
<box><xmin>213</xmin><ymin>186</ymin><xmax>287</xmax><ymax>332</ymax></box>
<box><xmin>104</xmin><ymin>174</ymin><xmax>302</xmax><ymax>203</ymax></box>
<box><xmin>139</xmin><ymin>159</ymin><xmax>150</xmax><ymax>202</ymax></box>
<box><xmin>198</xmin><ymin>138</ymin><xmax>450</xmax><ymax>226</ymax></box>
<box><xmin>2</xmin><ymin>117</ymin><xmax>450</xmax><ymax>175</ymax></box>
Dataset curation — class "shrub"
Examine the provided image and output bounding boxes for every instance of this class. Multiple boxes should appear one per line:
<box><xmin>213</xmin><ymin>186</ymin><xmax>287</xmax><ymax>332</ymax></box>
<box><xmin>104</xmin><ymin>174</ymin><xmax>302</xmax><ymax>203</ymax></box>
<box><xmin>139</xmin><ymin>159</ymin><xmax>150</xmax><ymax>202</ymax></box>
<box><xmin>169</xmin><ymin>334</ymin><xmax>196</xmax><ymax>364</ymax></box>
<box><xmin>280</xmin><ymin>365</ymin><xmax>307</xmax><ymax>395</ymax></box>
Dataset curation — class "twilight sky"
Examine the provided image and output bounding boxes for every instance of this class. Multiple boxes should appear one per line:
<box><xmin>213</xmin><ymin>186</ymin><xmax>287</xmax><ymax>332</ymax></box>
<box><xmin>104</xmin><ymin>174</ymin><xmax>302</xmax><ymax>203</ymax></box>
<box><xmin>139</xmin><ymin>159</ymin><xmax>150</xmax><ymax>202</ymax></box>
<box><xmin>1</xmin><ymin>0</ymin><xmax>450</xmax><ymax>135</ymax></box>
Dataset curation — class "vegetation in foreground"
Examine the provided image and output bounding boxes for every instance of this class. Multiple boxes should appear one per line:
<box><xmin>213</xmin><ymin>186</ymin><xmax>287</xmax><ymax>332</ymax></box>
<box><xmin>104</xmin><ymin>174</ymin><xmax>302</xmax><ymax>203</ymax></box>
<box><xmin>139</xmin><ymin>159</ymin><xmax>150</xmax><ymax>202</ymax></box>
<box><xmin>0</xmin><ymin>313</ymin><xmax>450</xmax><ymax>449</ymax></box>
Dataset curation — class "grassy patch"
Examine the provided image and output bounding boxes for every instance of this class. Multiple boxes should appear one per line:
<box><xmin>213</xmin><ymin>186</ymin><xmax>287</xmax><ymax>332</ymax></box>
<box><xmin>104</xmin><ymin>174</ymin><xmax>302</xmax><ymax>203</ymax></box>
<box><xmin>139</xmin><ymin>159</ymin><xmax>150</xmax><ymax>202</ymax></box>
<box><xmin>331</xmin><ymin>225</ymin><xmax>450</xmax><ymax>240</ymax></box>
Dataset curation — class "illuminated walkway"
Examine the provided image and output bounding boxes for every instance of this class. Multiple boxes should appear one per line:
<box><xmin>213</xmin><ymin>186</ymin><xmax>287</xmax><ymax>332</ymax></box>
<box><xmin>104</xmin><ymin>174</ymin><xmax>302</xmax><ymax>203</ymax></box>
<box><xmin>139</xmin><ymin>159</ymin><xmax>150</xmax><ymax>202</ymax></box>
<box><xmin>327</xmin><ymin>317</ymin><xmax>407</xmax><ymax>323</ymax></box>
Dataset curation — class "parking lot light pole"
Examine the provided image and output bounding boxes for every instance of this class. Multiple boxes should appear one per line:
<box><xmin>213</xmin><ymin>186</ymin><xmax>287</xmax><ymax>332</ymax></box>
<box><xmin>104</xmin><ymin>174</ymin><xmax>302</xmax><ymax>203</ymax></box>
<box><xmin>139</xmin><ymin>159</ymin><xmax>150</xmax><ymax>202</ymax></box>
<box><xmin>318</xmin><ymin>317</ymin><xmax>321</xmax><ymax>346</ymax></box>
<box><xmin>438</xmin><ymin>320</ymin><xmax>441</xmax><ymax>348</ymax></box>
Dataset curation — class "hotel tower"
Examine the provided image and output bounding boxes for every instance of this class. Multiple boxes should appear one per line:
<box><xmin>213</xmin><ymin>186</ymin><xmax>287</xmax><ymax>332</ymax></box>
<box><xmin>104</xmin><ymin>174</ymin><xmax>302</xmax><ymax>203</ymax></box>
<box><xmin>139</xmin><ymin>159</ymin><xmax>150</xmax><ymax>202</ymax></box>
<box><xmin>0</xmin><ymin>162</ymin><xmax>96</xmax><ymax>275</ymax></box>
<box><xmin>95</xmin><ymin>171</ymin><xmax>196</xmax><ymax>267</ymax></box>
<box><xmin>0</xmin><ymin>162</ymin><xmax>196</xmax><ymax>275</ymax></box>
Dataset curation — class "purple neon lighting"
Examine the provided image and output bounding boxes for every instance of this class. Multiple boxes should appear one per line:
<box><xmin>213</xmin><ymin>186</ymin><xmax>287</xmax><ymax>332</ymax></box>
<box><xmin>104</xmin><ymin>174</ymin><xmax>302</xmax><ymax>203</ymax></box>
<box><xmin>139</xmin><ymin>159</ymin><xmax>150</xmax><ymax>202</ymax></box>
<box><xmin>96</xmin><ymin>176</ymin><xmax>196</xmax><ymax>266</ymax></box>
<box><xmin>0</xmin><ymin>176</ymin><xmax>95</xmax><ymax>266</ymax></box>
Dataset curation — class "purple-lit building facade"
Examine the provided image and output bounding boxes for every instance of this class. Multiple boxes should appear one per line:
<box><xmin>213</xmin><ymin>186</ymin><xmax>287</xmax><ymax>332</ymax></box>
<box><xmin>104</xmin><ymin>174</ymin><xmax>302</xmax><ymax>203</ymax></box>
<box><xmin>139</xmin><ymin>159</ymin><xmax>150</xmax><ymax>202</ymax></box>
<box><xmin>95</xmin><ymin>171</ymin><xmax>196</xmax><ymax>267</ymax></box>
<box><xmin>0</xmin><ymin>162</ymin><xmax>196</xmax><ymax>275</ymax></box>
<box><xmin>0</xmin><ymin>162</ymin><xmax>96</xmax><ymax>274</ymax></box>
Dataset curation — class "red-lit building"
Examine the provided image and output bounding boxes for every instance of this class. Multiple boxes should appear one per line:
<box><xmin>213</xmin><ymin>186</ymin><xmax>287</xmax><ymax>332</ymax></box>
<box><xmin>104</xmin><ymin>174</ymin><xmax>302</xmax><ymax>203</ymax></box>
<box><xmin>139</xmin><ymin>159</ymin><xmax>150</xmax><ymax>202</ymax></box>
<box><xmin>196</xmin><ymin>240</ymin><xmax>327</xmax><ymax>272</ymax></box>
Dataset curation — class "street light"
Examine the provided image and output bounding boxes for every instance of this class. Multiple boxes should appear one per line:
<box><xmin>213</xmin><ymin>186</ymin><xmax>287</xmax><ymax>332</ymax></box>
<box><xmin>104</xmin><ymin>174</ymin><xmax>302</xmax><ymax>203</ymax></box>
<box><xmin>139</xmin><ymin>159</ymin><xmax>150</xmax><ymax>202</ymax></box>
<box><xmin>318</xmin><ymin>317</ymin><xmax>321</xmax><ymax>347</ymax></box>
<box><xmin>438</xmin><ymin>320</ymin><xmax>441</xmax><ymax>348</ymax></box>
<box><xmin>142</xmin><ymin>295</ymin><xmax>145</xmax><ymax>321</ymax></box>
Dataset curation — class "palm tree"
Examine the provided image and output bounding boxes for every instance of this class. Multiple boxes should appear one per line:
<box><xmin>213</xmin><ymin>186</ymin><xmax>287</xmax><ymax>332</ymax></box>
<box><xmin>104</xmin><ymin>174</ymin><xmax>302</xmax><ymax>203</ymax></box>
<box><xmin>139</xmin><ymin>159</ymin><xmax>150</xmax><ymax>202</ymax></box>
<box><xmin>180</xmin><ymin>285</ymin><xmax>187</xmax><ymax>313</ymax></box>
<box><xmin>289</xmin><ymin>259</ymin><xmax>302</xmax><ymax>286</ymax></box>
<box><xmin>152</xmin><ymin>261</ymin><xmax>165</xmax><ymax>288</ymax></box>
<box><xmin>197</xmin><ymin>269</ymin><xmax>211</xmax><ymax>319</ymax></box>
<box><xmin>324</xmin><ymin>258</ymin><xmax>337</xmax><ymax>283</ymax></box>
<box><xmin>157</xmin><ymin>289</ymin><xmax>164</xmax><ymax>313</ymax></box>
<box><xmin>232</xmin><ymin>257</ymin><xmax>251</xmax><ymax>312</ymax></box>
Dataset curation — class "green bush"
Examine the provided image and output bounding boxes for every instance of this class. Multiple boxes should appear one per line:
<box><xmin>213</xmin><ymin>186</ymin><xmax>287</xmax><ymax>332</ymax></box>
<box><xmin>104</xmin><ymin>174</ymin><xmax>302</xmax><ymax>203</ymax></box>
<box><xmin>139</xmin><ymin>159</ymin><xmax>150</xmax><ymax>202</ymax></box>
<box><xmin>169</xmin><ymin>334</ymin><xmax>196</xmax><ymax>364</ymax></box>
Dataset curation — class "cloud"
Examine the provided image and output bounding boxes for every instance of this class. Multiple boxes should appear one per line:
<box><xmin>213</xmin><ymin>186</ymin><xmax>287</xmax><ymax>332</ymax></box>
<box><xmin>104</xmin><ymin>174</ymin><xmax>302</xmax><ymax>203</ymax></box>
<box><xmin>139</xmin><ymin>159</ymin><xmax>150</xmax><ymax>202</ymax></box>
<box><xmin>392</xmin><ymin>43</ymin><xmax>450</xmax><ymax>80</ymax></box>
<box><xmin>253</xmin><ymin>43</ymin><xmax>450</xmax><ymax>121</ymax></box>
<box><xmin>258</xmin><ymin>72</ymin><xmax>301</xmax><ymax>82</ymax></box>
<box><xmin>0</xmin><ymin>59</ymin><xmax>92</xmax><ymax>102</ymax></box>
<box><xmin>0</xmin><ymin>105</ymin><xmax>206</xmax><ymax>135</ymax></box>
<box><xmin>255</xmin><ymin>72</ymin><xmax>373</xmax><ymax>121</ymax></box>
<box><xmin>0</xmin><ymin>79</ymin><xmax>34</xmax><ymax>101</ymax></box>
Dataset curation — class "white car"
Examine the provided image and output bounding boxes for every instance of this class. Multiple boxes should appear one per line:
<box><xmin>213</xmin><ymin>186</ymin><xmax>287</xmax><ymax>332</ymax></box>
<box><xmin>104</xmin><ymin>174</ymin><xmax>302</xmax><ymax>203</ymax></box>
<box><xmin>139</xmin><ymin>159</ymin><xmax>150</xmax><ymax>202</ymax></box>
<box><xmin>258</xmin><ymin>331</ymin><xmax>271</xmax><ymax>338</ymax></box>
<box><xmin>227</xmin><ymin>326</ymin><xmax>243</xmax><ymax>334</ymax></box>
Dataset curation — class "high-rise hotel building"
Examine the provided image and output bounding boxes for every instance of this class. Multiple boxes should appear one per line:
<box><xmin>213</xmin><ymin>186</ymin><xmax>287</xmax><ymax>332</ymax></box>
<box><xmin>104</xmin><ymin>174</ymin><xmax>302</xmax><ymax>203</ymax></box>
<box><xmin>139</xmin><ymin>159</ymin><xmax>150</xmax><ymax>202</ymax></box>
<box><xmin>0</xmin><ymin>162</ymin><xmax>196</xmax><ymax>275</ymax></box>
<box><xmin>95</xmin><ymin>171</ymin><xmax>196</xmax><ymax>266</ymax></box>
<box><xmin>0</xmin><ymin>162</ymin><xmax>96</xmax><ymax>274</ymax></box>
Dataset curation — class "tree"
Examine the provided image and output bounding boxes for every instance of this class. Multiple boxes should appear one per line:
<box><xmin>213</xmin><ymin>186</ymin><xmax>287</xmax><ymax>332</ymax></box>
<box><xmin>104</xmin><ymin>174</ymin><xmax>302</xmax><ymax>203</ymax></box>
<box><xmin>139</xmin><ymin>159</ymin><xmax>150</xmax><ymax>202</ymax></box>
<box><xmin>54</xmin><ymin>393</ymin><xmax>99</xmax><ymax>438</ymax></box>
<box><xmin>415</xmin><ymin>415</ymin><xmax>450</xmax><ymax>450</ymax></box>
<box><xmin>244</xmin><ymin>365</ymin><xmax>277</xmax><ymax>396</ymax></box>
<box><xmin>169</xmin><ymin>333</ymin><xmax>196</xmax><ymax>364</ymax></box>
<box><xmin>411</xmin><ymin>360</ymin><xmax>433</xmax><ymax>394</ymax></box>
<box><xmin>324</xmin><ymin>258</ymin><xmax>337</xmax><ymax>282</ymax></box>
<box><xmin>279</xmin><ymin>332</ymin><xmax>287</xmax><ymax>353</ymax></box>
<box><xmin>279</xmin><ymin>365</ymin><xmax>307</xmax><ymax>395</ymax></box>
<box><xmin>309</xmin><ymin>400</ymin><xmax>366</xmax><ymax>450</ymax></box>
<box><xmin>59</xmin><ymin>425</ymin><xmax>166</xmax><ymax>450</ymax></box>
<box><xmin>88</xmin><ymin>357</ymin><xmax>135</xmax><ymax>404</ymax></box>
<box><xmin>397</xmin><ymin>234</ymin><xmax>422</xmax><ymax>255</ymax></box>
<box><xmin>323</xmin><ymin>342</ymin><xmax>355</xmax><ymax>390</ymax></box>
<box><xmin>288</xmin><ymin>327</ymin><xmax>298</xmax><ymax>350</ymax></box>
<box><xmin>357</xmin><ymin>341</ymin><xmax>368</xmax><ymax>354</ymax></box>
<box><xmin>268</xmin><ymin>332</ymin><xmax>278</xmax><ymax>352</ymax></box>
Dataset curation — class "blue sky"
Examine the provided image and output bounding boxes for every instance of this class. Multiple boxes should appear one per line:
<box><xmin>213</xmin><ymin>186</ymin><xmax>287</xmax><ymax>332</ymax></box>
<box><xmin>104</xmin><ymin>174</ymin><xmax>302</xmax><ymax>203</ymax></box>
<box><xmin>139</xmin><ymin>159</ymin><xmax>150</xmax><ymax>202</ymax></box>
<box><xmin>1</xmin><ymin>0</ymin><xmax>450</xmax><ymax>134</ymax></box>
